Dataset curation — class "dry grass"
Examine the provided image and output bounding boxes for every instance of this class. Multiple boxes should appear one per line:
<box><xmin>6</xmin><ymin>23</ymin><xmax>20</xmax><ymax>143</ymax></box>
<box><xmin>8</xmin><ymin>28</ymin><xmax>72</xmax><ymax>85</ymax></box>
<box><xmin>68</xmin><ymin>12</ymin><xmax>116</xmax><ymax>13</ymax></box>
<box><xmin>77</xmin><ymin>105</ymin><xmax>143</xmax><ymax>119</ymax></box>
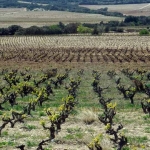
<box><xmin>76</xmin><ymin>108</ymin><xmax>99</xmax><ymax>124</ymax></box>
<box><xmin>0</xmin><ymin>8</ymin><xmax>123</xmax><ymax>28</ymax></box>
<box><xmin>80</xmin><ymin>3</ymin><xmax>150</xmax><ymax>16</ymax></box>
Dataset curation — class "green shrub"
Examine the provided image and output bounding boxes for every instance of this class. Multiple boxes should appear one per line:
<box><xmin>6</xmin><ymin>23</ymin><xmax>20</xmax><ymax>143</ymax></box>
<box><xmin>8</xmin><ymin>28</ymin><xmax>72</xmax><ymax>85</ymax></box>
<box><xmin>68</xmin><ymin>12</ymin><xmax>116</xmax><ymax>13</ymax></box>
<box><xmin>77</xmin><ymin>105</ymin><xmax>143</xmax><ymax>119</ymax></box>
<box><xmin>77</xmin><ymin>25</ymin><xmax>92</xmax><ymax>33</ymax></box>
<box><xmin>139</xmin><ymin>29</ymin><xmax>149</xmax><ymax>35</ymax></box>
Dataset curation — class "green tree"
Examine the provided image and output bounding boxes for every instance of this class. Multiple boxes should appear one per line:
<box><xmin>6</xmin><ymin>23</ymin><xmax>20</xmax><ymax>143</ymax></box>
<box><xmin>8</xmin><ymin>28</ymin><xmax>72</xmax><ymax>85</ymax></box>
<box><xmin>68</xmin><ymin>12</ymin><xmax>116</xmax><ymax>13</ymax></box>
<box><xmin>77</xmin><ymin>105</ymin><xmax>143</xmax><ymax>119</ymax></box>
<box><xmin>104</xmin><ymin>26</ymin><xmax>110</xmax><ymax>33</ymax></box>
<box><xmin>64</xmin><ymin>23</ymin><xmax>79</xmax><ymax>34</ymax></box>
<box><xmin>24</xmin><ymin>26</ymin><xmax>43</xmax><ymax>35</ymax></box>
<box><xmin>77</xmin><ymin>25</ymin><xmax>92</xmax><ymax>33</ymax></box>
<box><xmin>92</xmin><ymin>26</ymin><xmax>99</xmax><ymax>35</ymax></box>
<box><xmin>139</xmin><ymin>29</ymin><xmax>149</xmax><ymax>36</ymax></box>
<box><xmin>8</xmin><ymin>25</ymin><xmax>22</xmax><ymax>35</ymax></box>
<box><xmin>0</xmin><ymin>28</ymin><xmax>9</xmax><ymax>35</ymax></box>
<box><xmin>49</xmin><ymin>25</ymin><xmax>62</xmax><ymax>34</ymax></box>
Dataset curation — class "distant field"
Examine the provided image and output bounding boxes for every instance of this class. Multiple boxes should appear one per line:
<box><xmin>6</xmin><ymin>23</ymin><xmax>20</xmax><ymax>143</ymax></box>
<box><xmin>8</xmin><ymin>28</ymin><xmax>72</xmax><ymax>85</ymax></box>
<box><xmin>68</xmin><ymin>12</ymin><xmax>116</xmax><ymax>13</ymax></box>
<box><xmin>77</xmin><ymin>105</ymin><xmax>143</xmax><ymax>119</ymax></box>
<box><xmin>0</xmin><ymin>8</ymin><xmax>124</xmax><ymax>28</ymax></box>
<box><xmin>80</xmin><ymin>3</ymin><xmax>150</xmax><ymax>16</ymax></box>
<box><xmin>17</xmin><ymin>0</ymin><xmax>48</xmax><ymax>6</ymax></box>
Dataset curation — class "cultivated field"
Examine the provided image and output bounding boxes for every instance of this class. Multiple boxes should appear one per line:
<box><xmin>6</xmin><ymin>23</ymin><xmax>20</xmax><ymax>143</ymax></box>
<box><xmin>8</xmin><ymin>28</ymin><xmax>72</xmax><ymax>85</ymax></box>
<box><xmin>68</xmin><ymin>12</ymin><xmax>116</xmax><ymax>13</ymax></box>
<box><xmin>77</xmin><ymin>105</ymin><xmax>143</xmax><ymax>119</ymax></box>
<box><xmin>80</xmin><ymin>3</ymin><xmax>150</xmax><ymax>16</ymax></box>
<box><xmin>0</xmin><ymin>34</ymin><xmax>150</xmax><ymax>150</ymax></box>
<box><xmin>0</xmin><ymin>8</ymin><xmax>124</xmax><ymax>28</ymax></box>
<box><xmin>0</xmin><ymin>34</ymin><xmax>150</xmax><ymax>64</ymax></box>
<box><xmin>0</xmin><ymin>60</ymin><xmax>150</xmax><ymax>150</ymax></box>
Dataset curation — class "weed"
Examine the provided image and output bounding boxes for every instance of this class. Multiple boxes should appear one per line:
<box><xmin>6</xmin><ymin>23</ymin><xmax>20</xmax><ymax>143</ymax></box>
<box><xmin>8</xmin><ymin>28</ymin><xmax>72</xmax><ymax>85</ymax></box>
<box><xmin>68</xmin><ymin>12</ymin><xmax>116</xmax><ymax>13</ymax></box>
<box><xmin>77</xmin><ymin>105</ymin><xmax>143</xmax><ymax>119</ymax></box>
<box><xmin>144</xmin><ymin>127</ymin><xmax>150</xmax><ymax>133</ymax></box>
<box><xmin>26</xmin><ymin>124</ymin><xmax>37</xmax><ymax>130</ymax></box>
<box><xmin>128</xmin><ymin>136</ymin><xmax>148</xmax><ymax>144</ymax></box>
<box><xmin>0</xmin><ymin>141</ymin><xmax>15</xmax><ymax>148</ymax></box>
<box><xmin>1</xmin><ymin>131</ymin><xmax>8</xmax><ymax>136</ymax></box>
<box><xmin>27</xmin><ymin>140</ymin><xmax>37</xmax><ymax>147</ymax></box>
<box><xmin>38</xmin><ymin>111</ymin><xmax>46</xmax><ymax>117</ymax></box>
<box><xmin>0</xmin><ymin>111</ymin><xmax>3</xmax><ymax>115</ymax></box>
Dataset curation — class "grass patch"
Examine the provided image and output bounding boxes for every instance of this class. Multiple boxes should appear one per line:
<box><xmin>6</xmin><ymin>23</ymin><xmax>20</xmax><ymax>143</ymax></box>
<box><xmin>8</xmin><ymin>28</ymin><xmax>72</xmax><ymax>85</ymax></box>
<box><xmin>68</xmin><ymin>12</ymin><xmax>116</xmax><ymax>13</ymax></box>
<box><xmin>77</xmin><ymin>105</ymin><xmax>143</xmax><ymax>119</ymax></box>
<box><xmin>25</xmin><ymin>124</ymin><xmax>37</xmax><ymax>130</ymax></box>
<box><xmin>26</xmin><ymin>140</ymin><xmax>37</xmax><ymax>148</ymax></box>
<box><xmin>63</xmin><ymin>132</ymin><xmax>84</xmax><ymax>140</ymax></box>
<box><xmin>0</xmin><ymin>111</ymin><xmax>3</xmax><ymax>115</ymax></box>
<box><xmin>0</xmin><ymin>141</ymin><xmax>15</xmax><ymax>148</ymax></box>
<box><xmin>1</xmin><ymin>131</ymin><xmax>8</xmax><ymax>136</ymax></box>
<box><xmin>128</xmin><ymin>136</ymin><xmax>148</xmax><ymax>144</ymax></box>
<box><xmin>38</xmin><ymin>111</ymin><xmax>46</xmax><ymax>117</ymax></box>
<box><xmin>144</xmin><ymin>127</ymin><xmax>150</xmax><ymax>133</ymax></box>
<box><xmin>63</xmin><ymin>134</ymin><xmax>75</xmax><ymax>140</ymax></box>
<box><xmin>64</xmin><ymin>127</ymin><xmax>84</xmax><ymax>140</ymax></box>
<box><xmin>143</xmin><ymin>115</ymin><xmax>150</xmax><ymax>123</ymax></box>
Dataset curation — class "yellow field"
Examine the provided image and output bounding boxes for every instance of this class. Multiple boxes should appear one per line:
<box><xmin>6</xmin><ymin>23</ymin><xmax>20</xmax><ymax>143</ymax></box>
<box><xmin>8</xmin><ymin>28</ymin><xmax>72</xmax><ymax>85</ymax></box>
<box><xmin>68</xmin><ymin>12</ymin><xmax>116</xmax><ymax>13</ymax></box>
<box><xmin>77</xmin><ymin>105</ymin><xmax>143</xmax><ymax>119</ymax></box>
<box><xmin>0</xmin><ymin>8</ymin><xmax>124</xmax><ymax>28</ymax></box>
<box><xmin>80</xmin><ymin>3</ymin><xmax>150</xmax><ymax>16</ymax></box>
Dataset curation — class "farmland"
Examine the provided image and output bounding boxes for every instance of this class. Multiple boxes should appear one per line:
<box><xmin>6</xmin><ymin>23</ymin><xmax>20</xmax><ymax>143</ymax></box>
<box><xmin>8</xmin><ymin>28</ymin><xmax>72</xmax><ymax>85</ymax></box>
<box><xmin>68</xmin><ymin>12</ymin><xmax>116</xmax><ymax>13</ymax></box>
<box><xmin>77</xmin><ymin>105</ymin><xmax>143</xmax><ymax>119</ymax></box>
<box><xmin>0</xmin><ymin>8</ymin><xmax>124</xmax><ymax>28</ymax></box>
<box><xmin>80</xmin><ymin>3</ymin><xmax>150</xmax><ymax>16</ymax></box>
<box><xmin>0</xmin><ymin>1</ymin><xmax>150</xmax><ymax>150</ymax></box>
<box><xmin>0</xmin><ymin>35</ymin><xmax>150</xmax><ymax>64</ymax></box>
<box><xmin>0</xmin><ymin>34</ymin><xmax>150</xmax><ymax>150</ymax></box>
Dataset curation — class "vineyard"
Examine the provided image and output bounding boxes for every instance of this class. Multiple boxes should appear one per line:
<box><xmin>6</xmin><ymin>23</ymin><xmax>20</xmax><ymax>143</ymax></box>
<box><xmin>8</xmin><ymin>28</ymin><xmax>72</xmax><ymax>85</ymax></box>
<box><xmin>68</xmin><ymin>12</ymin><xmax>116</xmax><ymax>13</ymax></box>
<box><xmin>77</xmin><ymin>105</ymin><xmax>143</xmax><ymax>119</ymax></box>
<box><xmin>0</xmin><ymin>35</ymin><xmax>150</xmax><ymax>63</ymax></box>
<box><xmin>0</xmin><ymin>35</ymin><xmax>150</xmax><ymax>150</ymax></box>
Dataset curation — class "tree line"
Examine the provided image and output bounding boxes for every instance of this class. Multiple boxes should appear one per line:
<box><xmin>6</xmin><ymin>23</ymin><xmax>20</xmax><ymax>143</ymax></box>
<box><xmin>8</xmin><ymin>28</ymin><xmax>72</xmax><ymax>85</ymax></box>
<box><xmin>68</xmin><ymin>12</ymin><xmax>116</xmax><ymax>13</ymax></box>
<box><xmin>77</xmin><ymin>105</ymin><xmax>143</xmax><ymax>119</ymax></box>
<box><xmin>0</xmin><ymin>1</ymin><xmax>123</xmax><ymax>17</ymax></box>
<box><xmin>1</xmin><ymin>0</ymin><xmax>150</xmax><ymax>18</ymax></box>
<box><xmin>0</xmin><ymin>16</ymin><xmax>150</xmax><ymax>36</ymax></box>
<box><xmin>12</xmin><ymin>0</ymin><xmax>150</xmax><ymax>5</ymax></box>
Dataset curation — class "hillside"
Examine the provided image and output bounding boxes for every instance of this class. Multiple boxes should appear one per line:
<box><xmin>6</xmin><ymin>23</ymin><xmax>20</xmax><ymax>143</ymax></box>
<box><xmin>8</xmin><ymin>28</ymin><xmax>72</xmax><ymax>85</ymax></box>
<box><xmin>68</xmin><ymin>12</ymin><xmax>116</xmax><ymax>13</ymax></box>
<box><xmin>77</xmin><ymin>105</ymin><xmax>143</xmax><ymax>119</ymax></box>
<box><xmin>0</xmin><ymin>0</ymin><xmax>150</xmax><ymax>17</ymax></box>
<box><xmin>14</xmin><ymin>0</ymin><xmax>150</xmax><ymax>5</ymax></box>
<box><xmin>80</xmin><ymin>3</ymin><xmax>150</xmax><ymax>16</ymax></box>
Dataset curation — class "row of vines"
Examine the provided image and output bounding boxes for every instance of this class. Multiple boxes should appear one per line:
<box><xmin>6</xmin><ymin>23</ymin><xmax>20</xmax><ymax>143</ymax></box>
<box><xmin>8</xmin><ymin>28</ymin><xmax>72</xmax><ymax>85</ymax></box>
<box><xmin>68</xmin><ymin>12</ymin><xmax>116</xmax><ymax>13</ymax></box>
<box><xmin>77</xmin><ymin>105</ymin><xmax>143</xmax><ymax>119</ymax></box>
<box><xmin>0</xmin><ymin>66</ymin><xmax>150</xmax><ymax>150</ymax></box>
<box><xmin>0</xmin><ymin>47</ymin><xmax>150</xmax><ymax>63</ymax></box>
<box><xmin>0</xmin><ymin>36</ymin><xmax>150</xmax><ymax>63</ymax></box>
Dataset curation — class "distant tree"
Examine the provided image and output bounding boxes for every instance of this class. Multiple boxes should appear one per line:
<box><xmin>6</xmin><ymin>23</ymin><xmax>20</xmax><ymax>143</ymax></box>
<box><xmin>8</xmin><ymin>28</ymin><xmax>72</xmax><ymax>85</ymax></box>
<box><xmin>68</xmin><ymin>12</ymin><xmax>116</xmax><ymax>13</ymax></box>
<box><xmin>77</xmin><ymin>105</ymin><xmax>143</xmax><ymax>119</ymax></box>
<box><xmin>64</xmin><ymin>23</ymin><xmax>79</xmax><ymax>34</ymax></box>
<box><xmin>77</xmin><ymin>25</ymin><xmax>92</xmax><ymax>33</ymax></box>
<box><xmin>104</xmin><ymin>26</ymin><xmax>110</xmax><ymax>33</ymax></box>
<box><xmin>98</xmin><ymin>24</ymin><xmax>104</xmax><ymax>35</ymax></box>
<box><xmin>0</xmin><ymin>28</ymin><xmax>9</xmax><ymax>35</ymax></box>
<box><xmin>124</xmin><ymin>16</ymin><xmax>138</xmax><ymax>24</ymax></box>
<box><xmin>58</xmin><ymin>22</ymin><xmax>65</xmax><ymax>29</ymax></box>
<box><xmin>40</xmin><ymin>26</ymin><xmax>51</xmax><ymax>35</ymax></box>
<box><xmin>49</xmin><ymin>25</ymin><xmax>62</xmax><ymax>34</ymax></box>
<box><xmin>15</xmin><ymin>28</ymin><xmax>25</xmax><ymax>35</ymax></box>
<box><xmin>100</xmin><ymin>21</ymin><xmax>104</xmax><ymax>25</ymax></box>
<box><xmin>92</xmin><ymin>26</ymin><xmax>99</xmax><ymax>35</ymax></box>
<box><xmin>107</xmin><ymin>21</ymin><xmax>119</xmax><ymax>27</ymax></box>
<box><xmin>117</xmin><ymin>27</ymin><xmax>124</xmax><ymax>32</ymax></box>
<box><xmin>110</xmin><ymin>27</ymin><xmax>117</xmax><ymax>32</ymax></box>
<box><xmin>8</xmin><ymin>25</ymin><xmax>22</xmax><ymax>35</ymax></box>
<box><xmin>139</xmin><ymin>29</ymin><xmax>149</xmax><ymax>35</ymax></box>
<box><xmin>24</xmin><ymin>26</ymin><xmax>43</xmax><ymax>35</ymax></box>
